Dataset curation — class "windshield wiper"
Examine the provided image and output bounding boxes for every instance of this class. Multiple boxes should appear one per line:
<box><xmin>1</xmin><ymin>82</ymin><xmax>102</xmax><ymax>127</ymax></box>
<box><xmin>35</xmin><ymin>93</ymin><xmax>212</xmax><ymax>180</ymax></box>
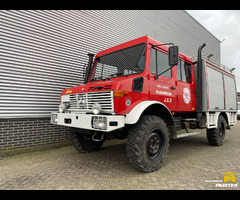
<box><xmin>91</xmin><ymin>72</ymin><xmax>126</xmax><ymax>82</ymax></box>
<box><xmin>109</xmin><ymin>72</ymin><xmax>125</xmax><ymax>77</ymax></box>
<box><xmin>105</xmin><ymin>72</ymin><xmax>128</xmax><ymax>80</ymax></box>
<box><xmin>91</xmin><ymin>76</ymin><xmax>102</xmax><ymax>81</ymax></box>
<box><xmin>91</xmin><ymin>68</ymin><xmax>143</xmax><ymax>82</ymax></box>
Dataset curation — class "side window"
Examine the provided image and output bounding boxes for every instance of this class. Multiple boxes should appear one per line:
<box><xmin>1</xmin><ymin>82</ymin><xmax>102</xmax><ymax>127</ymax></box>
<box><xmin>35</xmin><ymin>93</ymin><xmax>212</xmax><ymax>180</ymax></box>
<box><xmin>177</xmin><ymin>61</ymin><xmax>181</xmax><ymax>81</ymax></box>
<box><xmin>181</xmin><ymin>60</ymin><xmax>187</xmax><ymax>82</ymax></box>
<box><xmin>157</xmin><ymin>50</ymin><xmax>171</xmax><ymax>78</ymax></box>
<box><xmin>184</xmin><ymin>62</ymin><xmax>192</xmax><ymax>83</ymax></box>
<box><xmin>150</xmin><ymin>48</ymin><xmax>157</xmax><ymax>74</ymax></box>
<box><xmin>150</xmin><ymin>48</ymin><xmax>171</xmax><ymax>78</ymax></box>
<box><xmin>177</xmin><ymin>60</ymin><xmax>192</xmax><ymax>83</ymax></box>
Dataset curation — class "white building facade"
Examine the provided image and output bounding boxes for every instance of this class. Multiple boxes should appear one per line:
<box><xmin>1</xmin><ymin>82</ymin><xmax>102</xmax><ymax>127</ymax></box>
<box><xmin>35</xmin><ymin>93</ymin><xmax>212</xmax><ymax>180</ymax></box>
<box><xmin>0</xmin><ymin>10</ymin><xmax>220</xmax><ymax>154</ymax></box>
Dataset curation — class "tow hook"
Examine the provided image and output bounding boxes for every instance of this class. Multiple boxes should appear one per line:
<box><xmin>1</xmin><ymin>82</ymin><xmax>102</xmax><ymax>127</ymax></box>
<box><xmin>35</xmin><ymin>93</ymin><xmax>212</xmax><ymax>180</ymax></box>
<box><xmin>92</xmin><ymin>132</ymin><xmax>105</xmax><ymax>142</ymax></box>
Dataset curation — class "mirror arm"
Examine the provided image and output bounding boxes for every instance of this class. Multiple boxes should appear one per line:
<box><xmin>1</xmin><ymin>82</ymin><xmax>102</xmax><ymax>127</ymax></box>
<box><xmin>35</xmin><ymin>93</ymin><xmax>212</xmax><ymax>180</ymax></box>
<box><xmin>154</xmin><ymin>65</ymin><xmax>176</xmax><ymax>80</ymax></box>
<box><xmin>152</xmin><ymin>42</ymin><xmax>178</xmax><ymax>80</ymax></box>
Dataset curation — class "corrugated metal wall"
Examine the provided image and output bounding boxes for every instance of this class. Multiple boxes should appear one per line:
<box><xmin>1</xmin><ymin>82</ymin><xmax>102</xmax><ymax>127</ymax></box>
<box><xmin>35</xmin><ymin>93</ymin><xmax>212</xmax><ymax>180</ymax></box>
<box><xmin>0</xmin><ymin>10</ymin><xmax>220</xmax><ymax>118</ymax></box>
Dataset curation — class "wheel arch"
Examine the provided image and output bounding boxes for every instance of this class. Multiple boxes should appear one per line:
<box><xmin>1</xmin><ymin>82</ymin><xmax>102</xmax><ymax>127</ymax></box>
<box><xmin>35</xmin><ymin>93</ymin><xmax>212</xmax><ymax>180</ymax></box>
<box><xmin>125</xmin><ymin>101</ymin><xmax>176</xmax><ymax>138</ymax></box>
<box><xmin>206</xmin><ymin>112</ymin><xmax>230</xmax><ymax>129</ymax></box>
<box><xmin>220</xmin><ymin>112</ymin><xmax>230</xmax><ymax>129</ymax></box>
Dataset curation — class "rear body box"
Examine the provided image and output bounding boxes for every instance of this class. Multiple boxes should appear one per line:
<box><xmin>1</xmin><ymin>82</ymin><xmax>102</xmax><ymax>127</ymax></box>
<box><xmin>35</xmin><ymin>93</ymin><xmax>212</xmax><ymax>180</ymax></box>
<box><xmin>194</xmin><ymin>58</ymin><xmax>237</xmax><ymax>112</ymax></box>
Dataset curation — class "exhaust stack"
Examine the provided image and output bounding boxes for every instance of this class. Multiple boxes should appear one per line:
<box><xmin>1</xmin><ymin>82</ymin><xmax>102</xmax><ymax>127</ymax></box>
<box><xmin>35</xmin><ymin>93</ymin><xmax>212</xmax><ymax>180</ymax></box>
<box><xmin>196</xmin><ymin>43</ymin><xmax>206</xmax><ymax>124</ymax></box>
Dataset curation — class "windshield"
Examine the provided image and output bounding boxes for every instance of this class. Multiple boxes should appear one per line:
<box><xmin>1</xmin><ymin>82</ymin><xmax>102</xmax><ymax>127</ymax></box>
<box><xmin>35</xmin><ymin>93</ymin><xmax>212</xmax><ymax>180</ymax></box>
<box><xmin>89</xmin><ymin>43</ymin><xmax>146</xmax><ymax>82</ymax></box>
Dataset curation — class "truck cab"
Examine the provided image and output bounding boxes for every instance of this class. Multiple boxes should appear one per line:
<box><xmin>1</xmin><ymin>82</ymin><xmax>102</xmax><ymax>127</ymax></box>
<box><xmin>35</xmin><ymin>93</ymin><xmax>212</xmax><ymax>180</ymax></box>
<box><xmin>53</xmin><ymin>36</ymin><xmax>195</xmax><ymax>130</ymax></box>
<box><xmin>51</xmin><ymin>36</ymin><xmax>237</xmax><ymax>172</ymax></box>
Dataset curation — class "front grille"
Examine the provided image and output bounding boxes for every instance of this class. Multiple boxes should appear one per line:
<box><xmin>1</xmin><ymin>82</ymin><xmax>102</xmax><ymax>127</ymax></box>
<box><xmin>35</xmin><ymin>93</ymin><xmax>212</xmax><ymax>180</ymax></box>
<box><xmin>69</xmin><ymin>91</ymin><xmax>114</xmax><ymax>113</ymax></box>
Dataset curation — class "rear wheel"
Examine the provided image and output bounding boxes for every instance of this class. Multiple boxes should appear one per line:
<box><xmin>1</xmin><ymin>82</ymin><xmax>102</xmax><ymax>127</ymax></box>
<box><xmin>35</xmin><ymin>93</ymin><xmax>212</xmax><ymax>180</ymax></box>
<box><xmin>126</xmin><ymin>115</ymin><xmax>170</xmax><ymax>172</ymax></box>
<box><xmin>207</xmin><ymin>115</ymin><xmax>226</xmax><ymax>146</ymax></box>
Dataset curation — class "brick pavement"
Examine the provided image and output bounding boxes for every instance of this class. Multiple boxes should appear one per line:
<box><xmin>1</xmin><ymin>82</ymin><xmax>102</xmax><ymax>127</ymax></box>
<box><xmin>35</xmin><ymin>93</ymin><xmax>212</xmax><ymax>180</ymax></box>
<box><xmin>0</xmin><ymin>121</ymin><xmax>240</xmax><ymax>190</ymax></box>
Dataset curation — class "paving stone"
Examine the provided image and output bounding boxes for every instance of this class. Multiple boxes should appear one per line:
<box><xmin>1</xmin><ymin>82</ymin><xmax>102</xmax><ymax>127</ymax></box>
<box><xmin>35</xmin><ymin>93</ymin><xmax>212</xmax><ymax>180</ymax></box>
<box><xmin>0</xmin><ymin>121</ymin><xmax>240</xmax><ymax>190</ymax></box>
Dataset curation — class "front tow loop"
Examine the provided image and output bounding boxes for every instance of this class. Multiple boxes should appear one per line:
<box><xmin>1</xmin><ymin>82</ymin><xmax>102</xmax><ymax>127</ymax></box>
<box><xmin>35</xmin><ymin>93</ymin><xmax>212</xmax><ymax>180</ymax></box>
<box><xmin>92</xmin><ymin>132</ymin><xmax>105</xmax><ymax>142</ymax></box>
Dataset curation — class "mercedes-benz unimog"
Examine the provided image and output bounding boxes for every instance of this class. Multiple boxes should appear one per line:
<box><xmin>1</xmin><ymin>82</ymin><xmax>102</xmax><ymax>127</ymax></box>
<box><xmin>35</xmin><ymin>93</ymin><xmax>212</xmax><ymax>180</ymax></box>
<box><xmin>51</xmin><ymin>36</ymin><xmax>237</xmax><ymax>172</ymax></box>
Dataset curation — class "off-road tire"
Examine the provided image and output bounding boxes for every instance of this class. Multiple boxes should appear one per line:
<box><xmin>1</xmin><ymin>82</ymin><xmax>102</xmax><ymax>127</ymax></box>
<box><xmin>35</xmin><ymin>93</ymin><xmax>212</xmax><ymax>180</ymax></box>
<box><xmin>126</xmin><ymin>115</ymin><xmax>170</xmax><ymax>172</ymax></box>
<box><xmin>69</xmin><ymin>128</ymin><xmax>105</xmax><ymax>153</ymax></box>
<box><xmin>207</xmin><ymin>115</ymin><xmax>226</xmax><ymax>146</ymax></box>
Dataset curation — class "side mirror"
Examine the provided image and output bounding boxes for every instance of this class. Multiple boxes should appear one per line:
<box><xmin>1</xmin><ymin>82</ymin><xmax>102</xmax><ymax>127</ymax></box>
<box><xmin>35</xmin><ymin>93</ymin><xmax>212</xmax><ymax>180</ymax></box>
<box><xmin>169</xmin><ymin>46</ymin><xmax>179</xmax><ymax>66</ymax></box>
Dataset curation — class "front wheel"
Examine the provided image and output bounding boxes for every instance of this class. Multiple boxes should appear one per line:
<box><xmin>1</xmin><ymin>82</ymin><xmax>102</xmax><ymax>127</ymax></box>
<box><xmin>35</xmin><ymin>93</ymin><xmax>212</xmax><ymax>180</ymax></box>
<box><xmin>207</xmin><ymin>115</ymin><xmax>226</xmax><ymax>146</ymax></box>
<box><xmin>69</xmin><ymin>128</ymin><xmax>105</xmax><ymax>153</ymax></box>
<box><xmin>126</xmin><ymin>115</ymin><xmax>170</xmax><ymax>173</ymax></box>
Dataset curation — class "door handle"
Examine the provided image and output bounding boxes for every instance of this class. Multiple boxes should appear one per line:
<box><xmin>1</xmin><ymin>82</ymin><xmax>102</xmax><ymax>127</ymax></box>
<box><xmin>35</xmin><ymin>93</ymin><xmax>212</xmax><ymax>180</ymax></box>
<box><xmin>170</xmin><ymin>86</ymin><xmax>176</xmax><ymax>90</ymax></box>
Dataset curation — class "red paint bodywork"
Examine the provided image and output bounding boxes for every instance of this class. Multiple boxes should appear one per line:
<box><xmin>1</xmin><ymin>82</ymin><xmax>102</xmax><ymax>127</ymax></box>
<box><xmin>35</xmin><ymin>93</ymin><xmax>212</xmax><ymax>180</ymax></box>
<box><xmin>61</xmin><ymin>36</ymin><xmax>197</xmax><ymax>115</ymax></box>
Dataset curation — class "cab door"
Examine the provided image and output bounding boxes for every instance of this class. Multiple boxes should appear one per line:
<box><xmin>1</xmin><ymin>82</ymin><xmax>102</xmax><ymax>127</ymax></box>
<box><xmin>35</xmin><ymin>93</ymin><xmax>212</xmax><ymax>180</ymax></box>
<box><xmin>175</xmin><ymin>60</ymin><xmax>196</xmax><ymax>112</ymax></box>
<box><xmin>149</xmin><ymin>48</ymin><xmax>176</xmax><ymax>111</ymax></box>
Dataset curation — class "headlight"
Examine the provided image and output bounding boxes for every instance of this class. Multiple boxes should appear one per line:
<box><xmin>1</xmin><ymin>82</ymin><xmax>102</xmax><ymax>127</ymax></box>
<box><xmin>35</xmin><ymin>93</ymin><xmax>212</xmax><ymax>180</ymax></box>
<box><xmin>92</xmin><ymin>103</ymin><xmax>102</xmax><ymax>115</ymax></box>
<box><xmin>59</xmin><ymin>103</ymin><xmax>67</xmax><ymax>113</ymax></box>
<box><xmin>51</xmin><ymin>114</ymin><xmax>58</xmax><ymax>123</ymax></box>
<box><xmin>92</xmin><ymin>116</ymin><xmax>107</xmax><ymax>130</ymax></box>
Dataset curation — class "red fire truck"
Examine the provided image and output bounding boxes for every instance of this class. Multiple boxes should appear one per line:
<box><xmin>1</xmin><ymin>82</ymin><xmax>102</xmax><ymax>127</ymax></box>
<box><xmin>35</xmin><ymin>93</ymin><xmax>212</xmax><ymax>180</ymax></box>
<box><xmin>51</xmin><ymin>36</ymin><xmax>237</xmax><ymax>172</ymax></box>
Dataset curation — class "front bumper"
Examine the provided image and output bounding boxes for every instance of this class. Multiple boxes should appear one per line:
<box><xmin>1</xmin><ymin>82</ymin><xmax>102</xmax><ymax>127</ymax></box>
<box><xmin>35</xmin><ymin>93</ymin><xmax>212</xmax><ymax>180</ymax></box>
<box><xmin>51</xmin><ymin>112</ymin><xmax>125</xmax><ymax>132</ymax></box>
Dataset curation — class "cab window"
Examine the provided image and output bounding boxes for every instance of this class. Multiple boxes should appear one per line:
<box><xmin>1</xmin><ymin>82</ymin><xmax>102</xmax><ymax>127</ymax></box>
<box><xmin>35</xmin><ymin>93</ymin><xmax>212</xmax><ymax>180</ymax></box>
<box><xmin>150</xmin><ymin>48</ymin><xmax>171</xmax><ymax>78</ymax></box>
<box><xmin>177</xmin><ymin>60</ymin><xmax>192</xmax><ymax>83</ymax></box>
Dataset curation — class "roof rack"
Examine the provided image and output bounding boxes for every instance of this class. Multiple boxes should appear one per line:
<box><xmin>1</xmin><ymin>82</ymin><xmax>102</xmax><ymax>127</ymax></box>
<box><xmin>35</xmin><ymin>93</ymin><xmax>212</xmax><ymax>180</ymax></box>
<box><xmin>191</xmin><ymin>54</ymin><xmax>234</xmax><ymax>74</ymax></box>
